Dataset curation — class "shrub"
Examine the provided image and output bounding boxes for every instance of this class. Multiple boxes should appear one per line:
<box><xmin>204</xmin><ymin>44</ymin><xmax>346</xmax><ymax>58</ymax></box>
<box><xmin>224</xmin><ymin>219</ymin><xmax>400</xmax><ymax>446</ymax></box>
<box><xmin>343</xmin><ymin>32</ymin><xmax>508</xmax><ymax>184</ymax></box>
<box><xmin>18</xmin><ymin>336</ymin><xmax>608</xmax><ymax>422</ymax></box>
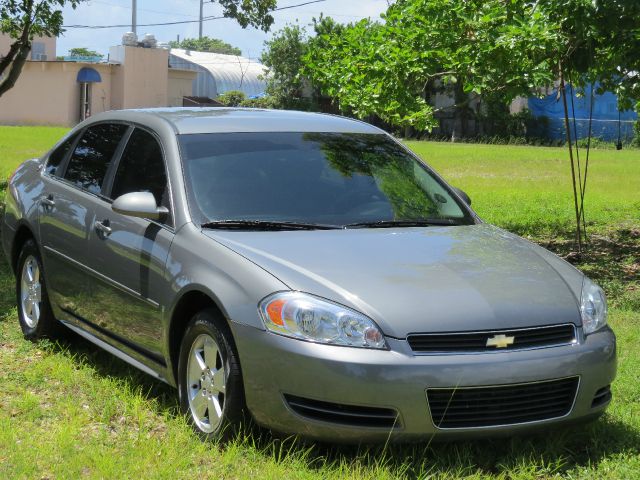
<box><xmin>217</xmin><ymin>90</ymin><xmax>247</xmax><ymax>107</ymax></box>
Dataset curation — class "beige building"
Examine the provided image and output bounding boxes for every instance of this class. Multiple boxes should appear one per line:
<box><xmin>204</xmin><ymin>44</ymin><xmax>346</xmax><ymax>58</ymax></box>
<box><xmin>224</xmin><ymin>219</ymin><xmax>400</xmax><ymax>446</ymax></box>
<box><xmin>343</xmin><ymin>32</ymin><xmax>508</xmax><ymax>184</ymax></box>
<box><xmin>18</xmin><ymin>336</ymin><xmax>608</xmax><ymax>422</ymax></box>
<box><xmin>0</xmin><ymin>40</ymin><xmax>196</xmax><ymax>126</ymax></box>
<box><xmin>0</xmin><ymin>33</ymin><xmax>57</xmax><ymax>61</ymax></box>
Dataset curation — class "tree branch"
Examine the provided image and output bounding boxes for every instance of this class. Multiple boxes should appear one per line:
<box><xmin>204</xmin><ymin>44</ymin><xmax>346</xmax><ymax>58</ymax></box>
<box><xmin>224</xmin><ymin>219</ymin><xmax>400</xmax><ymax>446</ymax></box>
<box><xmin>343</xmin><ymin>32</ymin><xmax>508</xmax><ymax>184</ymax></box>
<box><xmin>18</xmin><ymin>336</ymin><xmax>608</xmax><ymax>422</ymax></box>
<box><xmin>0</xmin><ymin>42</ymin><xmax>32</xmax><ymax>97</ymax></box>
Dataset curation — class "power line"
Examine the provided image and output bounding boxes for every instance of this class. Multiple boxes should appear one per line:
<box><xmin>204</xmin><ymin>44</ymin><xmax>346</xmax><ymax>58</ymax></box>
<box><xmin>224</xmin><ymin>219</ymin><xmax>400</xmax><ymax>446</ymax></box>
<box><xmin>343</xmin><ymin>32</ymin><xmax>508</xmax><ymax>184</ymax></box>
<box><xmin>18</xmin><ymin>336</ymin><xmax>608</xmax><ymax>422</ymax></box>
<box><xmin>63</xmin><ymin>0</ymin><xmax>327</xmax><ymax>29</ymax></box>
<box><xmin>89</xmin><ymin>0</ymin><xmax>200</xmax><ymax>19</ymax></box>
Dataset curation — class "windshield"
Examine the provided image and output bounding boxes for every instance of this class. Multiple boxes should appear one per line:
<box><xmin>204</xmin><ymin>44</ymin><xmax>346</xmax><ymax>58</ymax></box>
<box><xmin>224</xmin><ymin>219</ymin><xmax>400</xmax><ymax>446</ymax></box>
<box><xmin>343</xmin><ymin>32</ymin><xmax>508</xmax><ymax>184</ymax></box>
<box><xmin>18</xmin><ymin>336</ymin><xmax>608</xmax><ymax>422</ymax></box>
<box><xmin>178</xmin><ymin>132</ymin><xmax>474</xmax><ymax>227</ymax></box>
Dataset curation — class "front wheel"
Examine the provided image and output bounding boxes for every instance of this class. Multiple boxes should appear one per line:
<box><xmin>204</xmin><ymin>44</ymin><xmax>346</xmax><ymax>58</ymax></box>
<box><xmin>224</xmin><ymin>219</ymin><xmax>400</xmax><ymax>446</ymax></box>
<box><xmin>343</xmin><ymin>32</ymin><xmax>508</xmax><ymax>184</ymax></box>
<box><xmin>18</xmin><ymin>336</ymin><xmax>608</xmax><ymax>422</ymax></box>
<box><xmin>177</xmin><ymin>309</ymin><xmax>245</xmax><ymax>440</ymax></box>
<box><xmin>16</xmin><ymin>239</ymin><xmax>61</xmax><ymax>340</ymax></box>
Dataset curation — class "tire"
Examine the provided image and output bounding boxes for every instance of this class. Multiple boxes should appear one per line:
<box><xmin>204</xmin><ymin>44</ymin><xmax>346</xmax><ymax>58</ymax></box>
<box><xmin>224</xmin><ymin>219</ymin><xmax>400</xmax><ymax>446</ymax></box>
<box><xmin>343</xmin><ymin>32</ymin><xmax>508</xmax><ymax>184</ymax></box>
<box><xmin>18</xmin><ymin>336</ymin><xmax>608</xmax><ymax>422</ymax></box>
<box><xmin>15</xmin><ymin>239</ymin><xmax>61</xmax><ymax>340</ymax></box>
<box><xmin>177</xmin><ymin>309</ymin><xmax>245</xmax><ymax>441</ymax></box>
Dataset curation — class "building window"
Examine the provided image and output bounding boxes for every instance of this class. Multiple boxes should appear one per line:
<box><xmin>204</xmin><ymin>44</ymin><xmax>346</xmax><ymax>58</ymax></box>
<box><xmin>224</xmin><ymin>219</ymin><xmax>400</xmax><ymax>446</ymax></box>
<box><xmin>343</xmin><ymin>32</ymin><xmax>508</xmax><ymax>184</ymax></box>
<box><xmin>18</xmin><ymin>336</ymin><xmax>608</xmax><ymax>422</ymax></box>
<box><xmin>31</xmin><ymin>42</ymin><xmax>46</xmax><ymax>61</ymax></box>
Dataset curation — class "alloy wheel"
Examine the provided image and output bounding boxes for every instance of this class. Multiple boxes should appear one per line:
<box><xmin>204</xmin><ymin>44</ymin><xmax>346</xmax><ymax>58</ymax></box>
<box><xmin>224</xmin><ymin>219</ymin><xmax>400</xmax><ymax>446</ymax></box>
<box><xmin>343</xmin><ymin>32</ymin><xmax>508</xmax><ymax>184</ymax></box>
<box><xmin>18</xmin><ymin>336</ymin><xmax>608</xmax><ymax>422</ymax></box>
<box><xmin>186</xmin><ymin>333</ymin><xmax>227</xmax><ymax>433</ymax></box>
<box><xmin>20</xmin><ymin>255</ymin><xmax>42</xmax><ymax>329</ymax></box>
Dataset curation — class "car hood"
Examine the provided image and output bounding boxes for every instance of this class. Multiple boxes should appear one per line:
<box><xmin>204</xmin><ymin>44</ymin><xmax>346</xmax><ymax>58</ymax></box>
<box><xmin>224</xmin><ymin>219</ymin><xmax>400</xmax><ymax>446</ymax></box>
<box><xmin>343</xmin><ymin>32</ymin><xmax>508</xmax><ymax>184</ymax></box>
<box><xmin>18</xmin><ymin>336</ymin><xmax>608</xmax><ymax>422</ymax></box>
<box><xmin>203</xmin><ymin>224</ymin><xmax>583</xmax><ymax>338</ymax></box>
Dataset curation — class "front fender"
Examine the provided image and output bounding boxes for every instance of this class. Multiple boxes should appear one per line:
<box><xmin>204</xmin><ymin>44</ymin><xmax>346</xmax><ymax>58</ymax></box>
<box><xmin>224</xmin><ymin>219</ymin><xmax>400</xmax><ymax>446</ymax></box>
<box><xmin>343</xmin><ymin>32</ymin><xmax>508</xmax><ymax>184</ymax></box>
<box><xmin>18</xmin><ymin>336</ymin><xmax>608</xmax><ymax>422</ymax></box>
<box><xmin>164</xmin><ymin>222</ymin><xmax>288</xmax><ymax>331</ymax></box>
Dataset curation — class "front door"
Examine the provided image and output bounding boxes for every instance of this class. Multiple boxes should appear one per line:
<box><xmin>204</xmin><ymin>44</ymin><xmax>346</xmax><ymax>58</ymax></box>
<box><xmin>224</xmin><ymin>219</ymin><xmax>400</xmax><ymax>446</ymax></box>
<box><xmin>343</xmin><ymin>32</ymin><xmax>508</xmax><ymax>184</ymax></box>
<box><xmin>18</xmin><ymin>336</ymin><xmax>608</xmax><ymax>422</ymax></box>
<box><xmin>84</xmin><ymin>127</ymin><xmax>174</xmax><ymax>363</ymax></box>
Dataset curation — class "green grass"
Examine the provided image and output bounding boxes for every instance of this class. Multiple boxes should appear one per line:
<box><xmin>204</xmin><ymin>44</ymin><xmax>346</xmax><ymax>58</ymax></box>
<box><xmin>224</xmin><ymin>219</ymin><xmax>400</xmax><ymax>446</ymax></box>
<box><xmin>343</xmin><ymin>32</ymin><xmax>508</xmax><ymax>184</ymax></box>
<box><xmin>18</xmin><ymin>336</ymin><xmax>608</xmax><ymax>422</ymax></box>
<box><xmin>1</xmin><ymin>127</ymin><xmax>639</xmax><ymax>479</ymax></box>
<box><xmin>0</xmin><ymin>126</ymin><xmax>68</xmax><ymax>179</ymax></box>
<box><xmin>406</xmin><ymin>141</ymin><xmax>640</xmax><ymax>236</ymax></box>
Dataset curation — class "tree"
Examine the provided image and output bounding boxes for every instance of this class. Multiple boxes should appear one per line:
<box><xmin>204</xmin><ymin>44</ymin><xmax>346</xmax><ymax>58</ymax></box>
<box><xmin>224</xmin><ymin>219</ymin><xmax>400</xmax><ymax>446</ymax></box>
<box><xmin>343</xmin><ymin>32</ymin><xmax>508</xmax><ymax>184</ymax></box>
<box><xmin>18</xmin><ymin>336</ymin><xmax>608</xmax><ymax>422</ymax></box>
<box><xmin>303</xmin><ymin>0</ymin><xmax>640</xmax><ymax>131</ymax></box>
<box><xmin>303</xmin><ymin>1</ymin><xmax>560</xmax><ymax>131</ymax></box>
<box><xmin>68</xmin><ymin>47</ymin><xmax>102</xmax><ymax>58</ymax></box>
<box><xmin>261</xmin><ymin>24</ymin><xmax>308</xmax><ymax>108</ymax></box>
<box><xmin>168</xmin><ymin>36</ymin><xmax>241</xmax><ymax>56</ymax></box>
<box><xmin>217</xmin><ymin>0</ymin><xmax>277</xmax><ymax>31</ymax></box>
<box><xmin>261</xmin><ymin>17</ymin><xmax>343</xmax><ymax>110</ymax></box>
<box><xmin>0</xmin><ymin>0</ymin><xmax>86</xmax><ymax>98</ymax></box>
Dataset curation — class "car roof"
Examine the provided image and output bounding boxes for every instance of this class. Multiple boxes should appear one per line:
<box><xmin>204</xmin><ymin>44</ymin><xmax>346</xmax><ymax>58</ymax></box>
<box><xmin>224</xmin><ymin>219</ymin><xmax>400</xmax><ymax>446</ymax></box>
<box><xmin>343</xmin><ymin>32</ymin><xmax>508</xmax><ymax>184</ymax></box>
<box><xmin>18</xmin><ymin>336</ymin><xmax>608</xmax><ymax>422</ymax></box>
<box><xmin>87</xmin><ymin>108</ymin><xmax>384</xmax><ymax>135</ymax></box>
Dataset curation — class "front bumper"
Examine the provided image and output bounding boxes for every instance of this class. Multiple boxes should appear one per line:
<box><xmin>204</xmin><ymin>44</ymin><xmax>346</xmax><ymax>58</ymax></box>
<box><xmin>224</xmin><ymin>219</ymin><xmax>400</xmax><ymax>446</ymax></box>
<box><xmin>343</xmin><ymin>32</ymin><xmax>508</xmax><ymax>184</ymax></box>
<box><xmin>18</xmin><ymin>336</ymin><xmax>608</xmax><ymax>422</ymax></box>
<box><xmin>231</xmin><ymin>323</ymin><xmax>616</xmax><ymax>443</ymax></box>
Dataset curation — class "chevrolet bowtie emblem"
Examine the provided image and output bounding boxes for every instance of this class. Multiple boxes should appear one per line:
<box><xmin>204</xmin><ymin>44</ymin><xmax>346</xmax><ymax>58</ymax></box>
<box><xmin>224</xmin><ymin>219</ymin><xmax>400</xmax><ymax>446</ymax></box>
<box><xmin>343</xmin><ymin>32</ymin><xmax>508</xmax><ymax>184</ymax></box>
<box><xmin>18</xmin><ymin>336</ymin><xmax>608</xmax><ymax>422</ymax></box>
<box><xmin>486</xmin><ymin>334</ymin><xmax>515</xmax><ymax>348</ymax></box>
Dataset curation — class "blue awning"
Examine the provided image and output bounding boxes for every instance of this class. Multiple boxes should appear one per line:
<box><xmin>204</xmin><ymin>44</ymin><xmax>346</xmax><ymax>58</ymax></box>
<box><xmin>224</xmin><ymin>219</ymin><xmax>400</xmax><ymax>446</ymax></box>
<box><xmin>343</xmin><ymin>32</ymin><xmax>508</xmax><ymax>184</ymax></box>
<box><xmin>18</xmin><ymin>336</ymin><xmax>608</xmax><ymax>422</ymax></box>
<box><xmin>77</xmin><ymin>67</ymin><xmax>102</xmax><ymax>83</ymax></box>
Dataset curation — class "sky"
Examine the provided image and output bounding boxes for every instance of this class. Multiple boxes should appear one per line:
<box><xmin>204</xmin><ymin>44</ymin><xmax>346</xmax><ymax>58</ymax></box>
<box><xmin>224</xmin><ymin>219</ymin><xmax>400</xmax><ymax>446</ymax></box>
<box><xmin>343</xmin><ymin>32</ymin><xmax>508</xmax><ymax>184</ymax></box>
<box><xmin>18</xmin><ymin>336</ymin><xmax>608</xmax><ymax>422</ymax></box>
<box><xmin>57</xmin><ymin>0</ymin><xmax>390</xmax><ymax>60</ymax></box>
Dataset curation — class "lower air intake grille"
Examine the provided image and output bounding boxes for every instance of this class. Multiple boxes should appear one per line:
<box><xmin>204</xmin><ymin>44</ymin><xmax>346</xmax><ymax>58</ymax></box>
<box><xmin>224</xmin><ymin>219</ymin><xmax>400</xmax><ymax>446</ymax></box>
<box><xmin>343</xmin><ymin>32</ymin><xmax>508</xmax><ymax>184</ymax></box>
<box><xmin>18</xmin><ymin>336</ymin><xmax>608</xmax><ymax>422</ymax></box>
<box><xmin>284</xmin><ymin>394</ymin><xmax>400</xmax><ymax>429</ymax></box>
<box><xmin>591</xmin><ymin>385</ymin><xmax>612</xmax><ymax>408</ymax></box>
<box><xmin>427</xmin><ymin>376</ymin><xmax>579</xmax><ymax>429</ymax></box>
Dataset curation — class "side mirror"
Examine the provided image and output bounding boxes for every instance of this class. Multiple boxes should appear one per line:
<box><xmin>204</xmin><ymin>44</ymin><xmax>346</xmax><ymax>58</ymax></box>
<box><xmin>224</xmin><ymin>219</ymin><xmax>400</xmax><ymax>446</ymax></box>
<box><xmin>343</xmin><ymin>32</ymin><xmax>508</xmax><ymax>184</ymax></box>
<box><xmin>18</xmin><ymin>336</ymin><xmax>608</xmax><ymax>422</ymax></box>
<box><xmin>112</xmin><ymin>191</ymin><xmax>169</xmax><ymax>220</ymax></box>
<box><xmin>453</xmin><ymin>187</ymin><xmax>472</xmax><ymax>206</ymax></box>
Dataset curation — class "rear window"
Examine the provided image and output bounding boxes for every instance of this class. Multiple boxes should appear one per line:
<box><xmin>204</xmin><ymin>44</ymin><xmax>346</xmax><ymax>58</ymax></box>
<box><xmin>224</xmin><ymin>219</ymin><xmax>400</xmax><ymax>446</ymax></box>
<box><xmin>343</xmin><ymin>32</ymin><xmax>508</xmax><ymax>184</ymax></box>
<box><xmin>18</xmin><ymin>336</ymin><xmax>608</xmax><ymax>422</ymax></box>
<box><xmin>45</xmin><ymin>131</ymin><xmax>80</xmax><ymax>176</ymax></box>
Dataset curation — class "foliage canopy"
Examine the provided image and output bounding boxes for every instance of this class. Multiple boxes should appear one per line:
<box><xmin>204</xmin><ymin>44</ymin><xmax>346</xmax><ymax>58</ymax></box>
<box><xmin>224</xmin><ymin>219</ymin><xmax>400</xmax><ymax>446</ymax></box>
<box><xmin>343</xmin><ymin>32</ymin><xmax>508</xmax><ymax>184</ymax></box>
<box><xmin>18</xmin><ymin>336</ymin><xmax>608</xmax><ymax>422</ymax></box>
<box><xmin>168</xmin><ymin>36</ymin><xmax>241</xmax><ymax>56</ymax></box>
<box><xmin>301</xmin><ymin>0</ymin><xmax>640</xmax><ymax>130</ymax></box>
<box><xmin>68</xmin><ymin>47</ymin><xmax>102</xmax><ymax>58</ymax></box>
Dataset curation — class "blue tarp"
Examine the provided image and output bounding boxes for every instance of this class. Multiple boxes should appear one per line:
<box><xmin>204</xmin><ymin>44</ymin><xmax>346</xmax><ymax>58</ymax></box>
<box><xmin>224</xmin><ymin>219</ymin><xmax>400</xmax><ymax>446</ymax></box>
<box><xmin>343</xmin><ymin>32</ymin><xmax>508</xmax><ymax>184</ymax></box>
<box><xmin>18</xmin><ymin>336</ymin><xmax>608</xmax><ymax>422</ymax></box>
<box><xmin>528</xmin><ymin>83</ymin><xmax>637</xmax><ymax>141</ymax></box>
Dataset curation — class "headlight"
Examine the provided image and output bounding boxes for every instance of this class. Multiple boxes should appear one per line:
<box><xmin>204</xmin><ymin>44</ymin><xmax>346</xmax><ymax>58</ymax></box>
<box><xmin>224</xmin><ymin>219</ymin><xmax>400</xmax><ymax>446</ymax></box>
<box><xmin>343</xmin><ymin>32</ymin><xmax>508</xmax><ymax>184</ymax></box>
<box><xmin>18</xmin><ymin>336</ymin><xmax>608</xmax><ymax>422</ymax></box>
<box><xmin>259</xmin><ymin>292</ymin><xmax>387</xmax><ymax>349</ymax></box>
<box><xmin>580</xmin><ymin>277</ymin><xmax>608</xmax><ymax>334</ymax></box>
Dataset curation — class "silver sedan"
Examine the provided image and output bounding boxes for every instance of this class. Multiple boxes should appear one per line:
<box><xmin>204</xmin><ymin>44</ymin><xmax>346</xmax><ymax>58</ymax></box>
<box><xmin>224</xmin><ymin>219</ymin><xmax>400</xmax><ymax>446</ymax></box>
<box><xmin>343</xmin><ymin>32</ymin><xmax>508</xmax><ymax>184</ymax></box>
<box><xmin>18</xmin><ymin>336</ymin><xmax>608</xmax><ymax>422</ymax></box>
<box><xmin>2</xmin><ymin>108</ymin><xmax>616</xmax><ymax>442</ymax></box>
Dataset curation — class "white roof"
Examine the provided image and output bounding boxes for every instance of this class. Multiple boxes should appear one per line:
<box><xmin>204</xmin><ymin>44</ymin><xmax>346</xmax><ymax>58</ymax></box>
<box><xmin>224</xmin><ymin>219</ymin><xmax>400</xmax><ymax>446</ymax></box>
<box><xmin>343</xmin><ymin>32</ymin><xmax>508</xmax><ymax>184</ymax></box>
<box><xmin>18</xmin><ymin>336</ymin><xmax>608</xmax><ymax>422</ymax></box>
<box><xmin>169</xmin><ymin>48</ymin><xmax>267</xmax><ymax>98</ymax></box>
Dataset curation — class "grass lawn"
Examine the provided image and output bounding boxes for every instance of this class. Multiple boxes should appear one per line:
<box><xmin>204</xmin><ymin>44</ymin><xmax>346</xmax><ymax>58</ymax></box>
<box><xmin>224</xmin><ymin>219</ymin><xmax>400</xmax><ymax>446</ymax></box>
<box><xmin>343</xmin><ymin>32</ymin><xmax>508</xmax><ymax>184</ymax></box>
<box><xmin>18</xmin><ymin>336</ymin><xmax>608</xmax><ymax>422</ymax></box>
<box><xmin>0</xmin><ymin>126</ymin><xmax>639</xmax><ymax>479</ymax></box>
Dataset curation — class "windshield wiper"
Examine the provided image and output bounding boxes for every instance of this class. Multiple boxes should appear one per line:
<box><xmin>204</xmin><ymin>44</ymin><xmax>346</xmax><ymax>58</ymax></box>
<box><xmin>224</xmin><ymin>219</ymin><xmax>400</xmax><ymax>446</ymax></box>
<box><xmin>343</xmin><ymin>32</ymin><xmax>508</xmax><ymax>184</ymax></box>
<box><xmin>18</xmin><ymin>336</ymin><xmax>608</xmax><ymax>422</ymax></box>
<box><xmin>202</xmin><ymin>220</ymin><xmax>340</xmax><ymax>231</ymax></box>
<box><xmin>344</xmin><ymin>219</ymin><xmax>462</xmax><ymax>229</ymax></box>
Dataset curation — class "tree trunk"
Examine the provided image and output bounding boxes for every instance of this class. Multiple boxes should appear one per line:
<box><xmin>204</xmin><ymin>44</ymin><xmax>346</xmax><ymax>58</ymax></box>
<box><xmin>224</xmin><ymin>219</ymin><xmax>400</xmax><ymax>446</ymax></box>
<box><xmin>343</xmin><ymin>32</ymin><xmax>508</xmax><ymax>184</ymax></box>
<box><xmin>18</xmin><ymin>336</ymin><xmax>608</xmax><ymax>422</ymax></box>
<box><xmin>0</xmin><ymin>9</ymin><xmax>34</xmax><ymax>99</ymax></box>
<box><xmin>0</xmin><ymin>42</ymin><xmax>32</xmax><ymax>98</ymax></box>
<box><xmin>0</xmin><ymin>42</ymin><xmax>20</xmax><ymax>77</ymax></box>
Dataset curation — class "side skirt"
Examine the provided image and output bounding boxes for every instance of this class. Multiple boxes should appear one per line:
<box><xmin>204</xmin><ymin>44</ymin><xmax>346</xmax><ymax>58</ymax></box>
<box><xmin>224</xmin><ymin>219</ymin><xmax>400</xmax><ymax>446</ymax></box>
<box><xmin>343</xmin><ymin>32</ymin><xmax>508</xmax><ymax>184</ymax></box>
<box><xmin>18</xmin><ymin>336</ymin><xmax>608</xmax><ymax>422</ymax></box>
<box><xmin>59</xmin><ymin>319</ymin><xmax>172</xmax><ymax>385</ymax></box>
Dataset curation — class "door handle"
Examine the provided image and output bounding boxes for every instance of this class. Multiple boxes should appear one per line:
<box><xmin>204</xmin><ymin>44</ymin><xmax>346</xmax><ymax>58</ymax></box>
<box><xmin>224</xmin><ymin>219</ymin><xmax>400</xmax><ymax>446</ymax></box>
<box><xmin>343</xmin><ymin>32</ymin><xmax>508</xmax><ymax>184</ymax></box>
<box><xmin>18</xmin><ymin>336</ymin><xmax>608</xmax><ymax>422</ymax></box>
<box><xmin>41</xmin><ymin>195</ymin><xmax>55</xmax><ymax>208</ymax></box>
<box><xmin>94</xmin><ymin>219</ymin><xmax>112</xmax><ymax>237</ymax></box>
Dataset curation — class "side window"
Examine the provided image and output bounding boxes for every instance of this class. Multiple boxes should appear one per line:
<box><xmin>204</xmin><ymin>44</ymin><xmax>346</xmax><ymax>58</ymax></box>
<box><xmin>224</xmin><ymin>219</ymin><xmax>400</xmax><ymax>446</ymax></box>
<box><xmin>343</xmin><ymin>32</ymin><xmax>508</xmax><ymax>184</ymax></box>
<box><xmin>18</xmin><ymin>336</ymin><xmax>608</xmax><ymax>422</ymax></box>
<box><xmin>111</xmin><ymin>128</ymin><xmax>171</xmax><ymax>222</ymax></box>
<box><xmin>45</xmin><ymin>131</ymin><xmax>80</xmax><ymax>176</ymax></box>
<box><xmin>64</xmin><ymin>123</ymin><xmax>128</xmax><ymax>194</ymax></box>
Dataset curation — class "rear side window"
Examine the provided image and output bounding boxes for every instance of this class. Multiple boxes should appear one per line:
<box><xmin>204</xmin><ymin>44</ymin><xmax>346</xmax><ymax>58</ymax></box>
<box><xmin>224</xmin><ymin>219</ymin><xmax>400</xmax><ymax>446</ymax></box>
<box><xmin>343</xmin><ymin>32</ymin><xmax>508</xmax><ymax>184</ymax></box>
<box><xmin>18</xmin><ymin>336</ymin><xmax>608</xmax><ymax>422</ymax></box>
<box><xmin>46</xmin><ymin>131</ymin><xmax>79</xmax><ymax>176</ymax></box>
<box><xmin>64</xmin><ymin>123</ymin><xmax>128</xmax><ymax>194</ymax></box>
<box><xmin>111</xmin><ymin>128</ymin><xmax>168</xmax><ymax>207</ymax></box>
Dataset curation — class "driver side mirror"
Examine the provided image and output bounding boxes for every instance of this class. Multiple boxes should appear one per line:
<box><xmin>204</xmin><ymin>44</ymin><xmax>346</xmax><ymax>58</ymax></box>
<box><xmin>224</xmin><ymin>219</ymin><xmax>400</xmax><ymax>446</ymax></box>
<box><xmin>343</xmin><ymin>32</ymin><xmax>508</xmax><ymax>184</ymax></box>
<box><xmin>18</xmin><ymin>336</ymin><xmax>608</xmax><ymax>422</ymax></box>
<box><xmin>453</xmin><ymin>187</ymin><xmax>472</xmax><ymax>206</ymax></box>
<box><xmin>112</xmin><ymin>191</ymin><xmax>169</xmax><ymax>220</ymax></box>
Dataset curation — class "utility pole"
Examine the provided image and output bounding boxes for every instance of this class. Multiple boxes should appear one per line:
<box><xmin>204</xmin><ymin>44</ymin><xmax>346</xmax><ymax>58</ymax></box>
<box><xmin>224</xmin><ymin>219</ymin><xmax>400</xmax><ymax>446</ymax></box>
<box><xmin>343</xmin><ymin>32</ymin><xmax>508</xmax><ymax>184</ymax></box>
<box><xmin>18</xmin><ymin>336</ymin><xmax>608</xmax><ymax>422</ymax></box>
<box><xmin>132</xmin><ymin>0</ymin><xmax>137</xmax><ymax>34</ymax></box>
<box><xmin>199</xmin><ymin>0</ymin><xmax>204</xmax><ymax>39</ymax></box>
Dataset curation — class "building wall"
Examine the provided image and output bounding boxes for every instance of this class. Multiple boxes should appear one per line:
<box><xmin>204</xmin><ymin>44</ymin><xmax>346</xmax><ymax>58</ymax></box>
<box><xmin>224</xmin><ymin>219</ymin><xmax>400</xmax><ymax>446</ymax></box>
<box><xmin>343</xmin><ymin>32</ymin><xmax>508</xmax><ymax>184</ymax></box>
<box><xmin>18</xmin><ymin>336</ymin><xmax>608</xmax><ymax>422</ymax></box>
<box><xmin>0</xmin><ymin>61</ymin><xmax>112</xmax><ymax>125</ymax></box>
<box><xmin>110</xmin><ymin>46</ymin><xmax>169</xmax><ymax>109</ymax></box>
<box><xmin>168</xmin><ymin>69</ymin><xmax>197</xmax><ymax>107</ymax></box>
<box><xmin>0</xmin><ymin>33</ymin><xmax>56</xmax><ymax>60</ymax></box>
<box><xmin>0</xmin><ymin>45</ymin><xmax>195</xmax><ymax>127</ymax></box>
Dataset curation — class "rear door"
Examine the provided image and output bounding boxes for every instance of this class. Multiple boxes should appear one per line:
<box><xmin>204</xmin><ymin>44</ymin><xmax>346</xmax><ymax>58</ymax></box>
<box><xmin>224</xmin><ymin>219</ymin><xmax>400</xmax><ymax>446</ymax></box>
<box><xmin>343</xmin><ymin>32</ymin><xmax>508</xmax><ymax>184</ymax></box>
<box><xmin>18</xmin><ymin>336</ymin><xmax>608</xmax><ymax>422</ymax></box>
<box><xmin>83</xmin><ymin>127</ymin><xmax>175</xmax><ymax>362</ymax></box>
<box><xmin>39</xmin><ymin>123</ymin><xmax>129</xmax><ymax>321</ymax></box>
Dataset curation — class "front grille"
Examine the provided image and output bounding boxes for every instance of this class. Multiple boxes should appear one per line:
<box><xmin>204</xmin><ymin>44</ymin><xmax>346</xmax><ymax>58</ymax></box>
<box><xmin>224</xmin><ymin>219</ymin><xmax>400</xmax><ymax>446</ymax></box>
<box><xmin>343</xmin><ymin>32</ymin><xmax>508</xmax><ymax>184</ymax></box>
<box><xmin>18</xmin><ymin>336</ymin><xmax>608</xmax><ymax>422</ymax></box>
<box><xmin>427</xmin><ymin>376</ymin><xmax>579</xmax><ymax>429</ymax></box>
<box><xmin>408</xmin><ymin>324</ymin><xmax>576</xmax><ymax>353</ymax></box>
<box><xmin>284</xmin><ymin>394</ymin><xmax>400</xmax><ymax>429</ymax></box>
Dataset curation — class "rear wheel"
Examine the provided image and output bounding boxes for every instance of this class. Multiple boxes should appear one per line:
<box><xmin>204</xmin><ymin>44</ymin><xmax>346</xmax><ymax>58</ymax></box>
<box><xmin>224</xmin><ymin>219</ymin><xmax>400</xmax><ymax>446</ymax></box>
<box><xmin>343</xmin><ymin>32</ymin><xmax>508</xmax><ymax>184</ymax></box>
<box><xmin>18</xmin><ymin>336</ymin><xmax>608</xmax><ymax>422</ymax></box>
<box><xmin>177</xmin><ymin>309</ymin><xmax>245</xmax><ymax>440</ymax></box>
<box><xmin>16</xmin><ymin>239</ymin><xmax>60</xmax><ymax>340</ymax></box>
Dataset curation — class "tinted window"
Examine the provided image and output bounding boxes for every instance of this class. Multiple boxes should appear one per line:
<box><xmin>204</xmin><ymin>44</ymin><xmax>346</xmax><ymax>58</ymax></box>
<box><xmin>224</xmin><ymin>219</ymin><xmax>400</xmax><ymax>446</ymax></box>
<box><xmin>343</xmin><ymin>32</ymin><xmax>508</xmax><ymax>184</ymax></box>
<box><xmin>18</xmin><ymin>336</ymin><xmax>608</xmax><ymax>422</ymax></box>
<box><xmin>111</xmin><ymin>128</ymin><xmax>169</xmax><ymax>211</ymax></box>
<box><xmin>179</xmin><ymin>132</ymin><xmax>473</xmax><ymax>226</ymax></box>
<box><xmin>46</xmin><ymin>131</ymin><xmax>79</xmax><ymax>176</ymax></box>
<box><xmin>65</xmin><ymin>123</ymin><xmax>128</xmax><ymax>194</ymax></box>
